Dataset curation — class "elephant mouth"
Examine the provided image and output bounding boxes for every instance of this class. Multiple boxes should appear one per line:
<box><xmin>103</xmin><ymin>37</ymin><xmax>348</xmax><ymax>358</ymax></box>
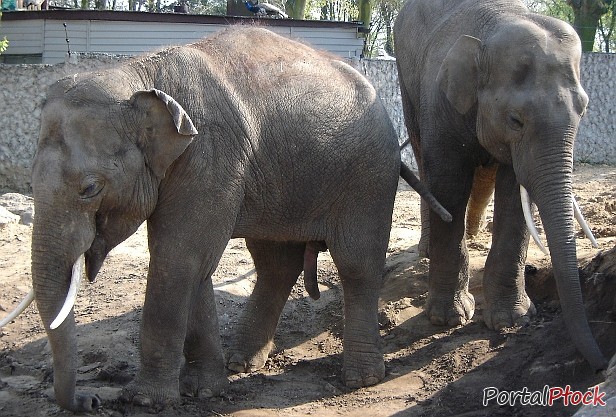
<box><xmin>85</xmin><ymin>234</ymin><xmax>108</xmax><ymax>284</ymax></box>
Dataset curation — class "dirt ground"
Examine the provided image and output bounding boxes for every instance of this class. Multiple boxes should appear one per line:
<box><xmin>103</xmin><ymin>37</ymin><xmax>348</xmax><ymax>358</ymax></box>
<box><xmin>1</xmin><ymin>163</ymin><xmax>615</xmax><ymax>417</ymax></box>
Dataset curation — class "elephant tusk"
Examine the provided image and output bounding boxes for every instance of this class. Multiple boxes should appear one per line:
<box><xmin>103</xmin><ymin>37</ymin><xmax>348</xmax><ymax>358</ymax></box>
<box><xmin>0</xmin><ymin>289</ymin><xmax>35</xmax><ymax>328</ymax></box>
<box><xmin>572</xmin><ymin>197</ymin><xmax>599</xmax><ymax>248</ymax></box>
<box><xmin>50</xmin><ymin>254</ymin><xmax>84</xmax><ymax>330</ymax></box>
<box><xmin>520</xmin><ymin>185</ymin><xmax>549</xmax><ymax>256</ymax></box>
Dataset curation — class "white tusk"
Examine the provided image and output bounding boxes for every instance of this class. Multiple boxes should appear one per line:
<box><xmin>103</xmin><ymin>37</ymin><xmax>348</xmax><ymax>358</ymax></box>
<box><xmin>50</xmin><ymin>254</ymin><xmax>84</xmax><ymax>330</ymax></box>
<box><xmin>572</xmin><ymin>197</ymin><xmax>599</xmax><ymax>248</ymax></box>
<box><xmin>520</xmin><ymin>185</ymin><xmax>549</xmax><ymax>256</ymax></box>
<box><xmin>0</xmin><ymin>289</ymin><xmax>35</xmax><ymax>328</ymax></box>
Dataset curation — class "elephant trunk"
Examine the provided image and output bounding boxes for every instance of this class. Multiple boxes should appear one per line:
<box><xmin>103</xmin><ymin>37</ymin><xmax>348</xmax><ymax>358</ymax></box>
<box><xmin>31</xmin><ymin>211</ymin><xmax>88</xmax><ymax>412</ymax></box>
<box><xmin>531</xmin><ymin>172</ymin><xmax>606</xmax><ymax>372</ymax></box>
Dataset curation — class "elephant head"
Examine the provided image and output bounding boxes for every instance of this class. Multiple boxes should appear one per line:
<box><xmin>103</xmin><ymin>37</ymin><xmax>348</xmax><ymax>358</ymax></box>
<box><xmin>436</xmin><ymin>18</ymin><xmax>605</xmax><ymax>371</ymax></box>
<box><xmin>26</xmin><ymin>76</ymin><xmax>197</xmax><ymax>412</ymax></box>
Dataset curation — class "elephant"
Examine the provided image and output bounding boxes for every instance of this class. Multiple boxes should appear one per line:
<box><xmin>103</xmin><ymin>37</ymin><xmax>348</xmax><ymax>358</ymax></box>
<box><xmin>394</xmin><ymin>0</ymin><xmax>606</xmax><ymax>371</ymax></box>
<box><xmin>0</xmin><ymin>27</ymin><xmax>451</xmax><ymax>412</ymax></box>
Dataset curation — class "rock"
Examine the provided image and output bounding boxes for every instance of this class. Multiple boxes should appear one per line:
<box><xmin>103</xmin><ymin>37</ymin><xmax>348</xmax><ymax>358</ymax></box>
<box><xmin>573</xmin><ymin>246</ymin><xmax>616</xmax><ymax>416</ymax></box>
<box><xmin>0</xmin><ymin>206</ymin><xmax>20</xmax><ymax>226</ymax></box>
<box><xmin>0</xmin><ymin>193</ymin><xmax>34</xmax><ymax>225</ymax></box>
<box><xmin>573</xmin><ymin>354</ymin><xmax>616</xmax><ymax>416</ymax></box>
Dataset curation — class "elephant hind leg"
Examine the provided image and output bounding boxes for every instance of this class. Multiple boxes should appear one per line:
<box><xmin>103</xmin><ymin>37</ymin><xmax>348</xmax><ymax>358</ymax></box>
<box><xmin>466</xmin><ymin>164</ymin><xmax>498</xmax><ymax>237</ymax></box>
<box><xmin>227</xmin><ymin>239</ymin><xmax>304</xmax><ymax>373</ymax></box>
<box><xmin>327</xmin><ymin>226</ymin><xmax>389</xmax><ymax>388</ymax></box>
<box><xmin>303</xmin><ymin>241</ymin><xmax>327</xmax><ymax>300</ymax></box>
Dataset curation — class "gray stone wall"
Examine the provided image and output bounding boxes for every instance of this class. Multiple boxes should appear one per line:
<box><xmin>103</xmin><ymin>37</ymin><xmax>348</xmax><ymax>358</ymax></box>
<box><xmin>0</xmin><ymin>54</ymin><xmax>131</xmax><ymax>193</ymax></box>
<box><xmin>0</xmin><ymin>53</ymin><xmax>614</xmax><ymax>193</ymax></box>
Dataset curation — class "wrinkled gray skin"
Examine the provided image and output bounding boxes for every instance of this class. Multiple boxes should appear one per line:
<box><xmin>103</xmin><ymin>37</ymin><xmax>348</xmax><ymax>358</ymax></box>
<box><xmin>394</xmin><ymin>0</ymin><xmax>606</xmax><ymax>371</ymax></box>
<box><xmin>32</xmin><ymin>27</ymin><xmax>401</xmax><ymax>412</ymax></box>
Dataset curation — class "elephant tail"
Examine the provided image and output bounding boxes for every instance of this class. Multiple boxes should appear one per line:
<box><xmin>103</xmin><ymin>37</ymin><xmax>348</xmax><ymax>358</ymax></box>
<box><xmin>400</xmin><ymin>163</ymin><xmax>452</xmax><ymax>223</ymax></box>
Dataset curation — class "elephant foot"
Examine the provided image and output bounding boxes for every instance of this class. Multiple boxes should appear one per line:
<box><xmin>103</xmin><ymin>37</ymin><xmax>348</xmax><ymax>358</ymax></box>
<box><xmin>180</xmin><ymin>361</ymin><xmax>228</xmax><ymax>398</ymax></box>
<box><xmin>226</xmin><ymin>340</ymin><xmax>273</xmax><ymax>373</ymax></box>
<box><xmin>425</xmin><ymin>290</ymin><xmax>475</xmax><ymax>326</ymax></box>
<box><xmin>484</xmin><ymin>294</ymin><xmax>536</xmax><ymax>330</ymax></box>
<box><xmin>57</xmin><ymin>392</ymin><xmax>102</xmax><ymax>413</ymax></box>
<box><xmin>343</xmin><ymin>351</ymin><xmax>385</xmax><ymax>389</ymax></box>
<box><xmin>119</xmin><ymin>379</ymin><xmax>179</xmax><ymax>409</ymax></box>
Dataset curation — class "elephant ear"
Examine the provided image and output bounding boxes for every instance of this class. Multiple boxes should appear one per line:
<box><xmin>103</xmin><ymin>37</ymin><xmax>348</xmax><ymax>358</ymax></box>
<box><xmin>437</xmin><ymin>35</ymin><xmax>483</xmax><ymax>115</ymax></box>
<box><xmin>130</xmin><ymin>89</ymin><xmax>198</xmax><ymax>179</ymax></box>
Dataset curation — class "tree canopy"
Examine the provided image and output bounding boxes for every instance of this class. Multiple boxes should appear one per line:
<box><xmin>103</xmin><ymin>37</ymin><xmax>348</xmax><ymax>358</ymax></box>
<box><xmin>527</xmin><ymin>0</ymin><xmax>615</xmax><ymax>52</ymax></box>
<box><xmin>43</xmin><ymin>0</ymin><xmax>616</xmax><ymax>55</ymax></box>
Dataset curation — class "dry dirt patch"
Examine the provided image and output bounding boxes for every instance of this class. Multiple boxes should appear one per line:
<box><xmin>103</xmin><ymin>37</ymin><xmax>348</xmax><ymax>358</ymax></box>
<box><xmin>1</xmin><ymin>163</ymin><xmax>615</xmax><ymax>417</ymax></box>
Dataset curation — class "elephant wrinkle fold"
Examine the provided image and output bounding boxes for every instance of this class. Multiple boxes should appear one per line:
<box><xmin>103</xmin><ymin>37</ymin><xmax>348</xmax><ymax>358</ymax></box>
<box><xmin>24</xmin><ymin>26</ymin><xmax>442</xmax><ymax>412</ymax></box>
<box><xmin>395</xmin><ymin>0</ymin><xmax>606</xmax><ymax>372</ymax></box>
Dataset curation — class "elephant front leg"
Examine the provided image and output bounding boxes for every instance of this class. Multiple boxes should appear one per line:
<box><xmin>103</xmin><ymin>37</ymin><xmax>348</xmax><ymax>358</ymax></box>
<box><xmin>483</xmin><ymin>165</ymin><xmax>535</xmax><ymax>329</ymax></box>
<box><xmin>120</xmin><ymin>272</ymin><xmax>187</xmax><ymax>407</ymax></box>
<box><xmin>424</xmin><ymin>161</ymin><xmax>475</xmax><ymax>326</ymax></box>
<box><xmin>120</xmin><ymin>257</ymin><xmax>206</xmax><ymax>407</ymax></box>
<box><xmin>180</xmin><ymin>276</ymin><xmax>228</xmax><ymax>398</ymax></box>
<box><xmin>227</xmin><ymin>240</ymin><xmax>304</xmax><ymax>373</ymax></box>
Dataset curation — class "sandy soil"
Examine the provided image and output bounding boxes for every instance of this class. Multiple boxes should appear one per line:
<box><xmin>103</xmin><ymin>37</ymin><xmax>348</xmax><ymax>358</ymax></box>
<box><xmin>1</xmin><ymin>163</ymin><xmax>615</xmax><ymax>417</ymax></box>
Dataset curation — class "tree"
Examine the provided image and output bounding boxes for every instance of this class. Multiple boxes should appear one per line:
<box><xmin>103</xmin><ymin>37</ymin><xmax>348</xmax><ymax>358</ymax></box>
<box><xmin>358</xmin><ymin>0</ymin><xmax>372</xmax><ymax>37</ymax></box>
<box><xmin>597</xmin><ymin>2</ymin><xmax>616</xmax><ymax>51</ymax></box>
<box><xmin>526</xmin><ymin>0</ymin><xmax>615</xmax><ymax>51</ymax></box>
<box><xmin>285</xmin><ymin>0</ymin><xmax>307</xmax><ymax>18</ymax></box>
<box><xmin>0</xmin><ymin>9</ymin><xmax>8</xmax><ymax>56</ymax></box>
<box><xmin>566</xmin><ymin>0</ymin><xmax>613</xmax><ymax>51</ymax></box>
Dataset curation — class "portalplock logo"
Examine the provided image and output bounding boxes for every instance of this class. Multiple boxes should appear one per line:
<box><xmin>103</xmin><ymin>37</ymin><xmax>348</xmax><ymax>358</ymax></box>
<box><xmin>483</xmin><ymin>385</ymin><xmax>606</xmax><ymax>407</ymax></box>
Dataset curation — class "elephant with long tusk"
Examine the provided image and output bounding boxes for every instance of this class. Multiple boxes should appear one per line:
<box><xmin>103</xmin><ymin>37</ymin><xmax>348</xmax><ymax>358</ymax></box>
<box><xmin>520</xmin><ymin>185</ymin><xmax>599</xmax><ymax>255</ymax></box>
<box><xmin>394</xmin><ymin>0</ymin><xmax>606</xmax><ymax>372</ymax></box>
<box><xmin>0</xmin><ymin>26</ymin><xmax>455</xmax><ymax>413</ymax></box>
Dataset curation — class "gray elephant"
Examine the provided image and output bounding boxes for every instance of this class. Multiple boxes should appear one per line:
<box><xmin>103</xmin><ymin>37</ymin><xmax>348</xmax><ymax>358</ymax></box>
<box><xmin>0</xmin><ymin>27</ymin><xmax>450</xmax><ymax>412</ymax></box>
<box><xmin>394</xmin><ymin>0</ymin><xmax>606</xmax><ymax>371</ymax></box>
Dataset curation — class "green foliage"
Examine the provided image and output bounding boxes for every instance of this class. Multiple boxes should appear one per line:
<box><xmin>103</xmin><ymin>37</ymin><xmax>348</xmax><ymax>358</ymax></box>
<box><xmin>285</xmin><ymin>0</ymin><xmax>307</xmax><ymax>18</ymax></box>
<box><xmin>308</xmin><ymin>0</ymin><xmax>358</xmax><ymax>21</ymax></box>
<box><xmin>363</xmin><ymin>0</ymin><xmax>400</xmax><ymax>57</ymax></box>
<box><xmin>526</xmin><ymin>0</ymin><xmax>615</xmax><ymax>52</ymax></box>
<box><xmin>0</xmin><ymin>9</ymin><xmax>8</xmax><ymax>55</ymax></box>
<box><xmin>525</xmin><ymin>0</ymin><xmax>574</xmax><ymax>20</ymax></box>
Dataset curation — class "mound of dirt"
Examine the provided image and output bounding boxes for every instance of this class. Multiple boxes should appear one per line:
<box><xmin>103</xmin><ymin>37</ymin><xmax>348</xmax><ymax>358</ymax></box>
<box><xmin>1</xmin><ymin>164</ymin><xmax>615</xmax><ymax>417</ymax></box>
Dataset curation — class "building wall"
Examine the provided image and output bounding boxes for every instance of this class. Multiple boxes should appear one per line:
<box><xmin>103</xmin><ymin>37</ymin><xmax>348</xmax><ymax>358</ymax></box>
<box><xmin>1</xmin><ymin>12</ymin><xmax>365</xmax><ymax>63</ymax></box>
<box><xmin>0</xmin><ymin>53</ymin><xmax>614</xmax><ymax>193</ymax></box>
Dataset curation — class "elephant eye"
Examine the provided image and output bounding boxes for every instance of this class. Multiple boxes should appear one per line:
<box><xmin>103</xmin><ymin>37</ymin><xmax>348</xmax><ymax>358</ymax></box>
<box><xmin>79</xmin><ymin>181</ymin><xmax>104</xmax><ymax>199</ymax></box>
<box><xmin>507</xmin><ymin>113</ymin><xmax>524</xmax><ymax>131</ymax></box>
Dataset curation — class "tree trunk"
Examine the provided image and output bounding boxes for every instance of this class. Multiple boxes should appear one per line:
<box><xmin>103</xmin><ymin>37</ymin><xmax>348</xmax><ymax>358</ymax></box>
<box><xmin>567</xmin><ymin>0</ymin><xmax>611</xmax><ymax>51</ymax></box>
<box><xmin>358</xmin><ymin>0</ymin><xmax>372</xmax><ymax>36</ymax></box>
<box><xmin>285</xmin><ymin>0</ymin><xmax>306</xmax><ymax>19</ymax></box>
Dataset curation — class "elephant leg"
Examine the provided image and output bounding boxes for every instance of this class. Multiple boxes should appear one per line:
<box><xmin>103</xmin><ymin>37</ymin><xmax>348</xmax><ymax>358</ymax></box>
<box><xmin>180</xmin><ymin>275</ymin><xmax>228</xmax><ymax>398</ymax></box>
<box><xmin>227</xmin><ymin>239</ymin><xmax>304</xmax><ymax>373</ymax></box>
<box><xmin>483</xmin><ymin>165</ymin><xmax>535</xmax><ymax>329</ymax></box>
<box><xmin>303</xmin><ymin>241</ymin><xmax>327</xmax><ymax>300</ymax></box>
<box><xmin>418</xmin><ymin>200</ymin><xmax>431</xmax><ymax>258</ymax></box>
<box><xmin>466</xmin><ymin>164</ymin><xmax>498</xmax><ymax>237</ymax></box>
<box><xmin>400</xmin><ymin>83</ymin><xmax>430</xmax><ymax>258</ymax></box>
<box><xmin>411</xmin><ymin>136</ymin><xmax>431</xmax><ymax>258</ymax></box>
<box><xmin>120</xmin><ymin>222</ymin><xmax>230</xmax><ymax>407</ymax></box>
<box><xmin>120</xmin><ymin>264</ymin><xmax>191</xmax><ymax>406</ymax></box>
<box><xmin>328</xmin><ymin>223</ymin><xmax>389</xmax><ymax>388</ymax></box>
<box><xmin>424</xmin><ymin>157</ymin><xmax>475</xmax><ymax>326</ymax></box>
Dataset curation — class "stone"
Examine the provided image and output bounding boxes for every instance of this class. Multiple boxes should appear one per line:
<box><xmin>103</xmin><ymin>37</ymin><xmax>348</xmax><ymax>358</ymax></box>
<box><xmin>0</xmin><ymin>206</ymin><xmax>20</xmax><ymax>226</ymax></box>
